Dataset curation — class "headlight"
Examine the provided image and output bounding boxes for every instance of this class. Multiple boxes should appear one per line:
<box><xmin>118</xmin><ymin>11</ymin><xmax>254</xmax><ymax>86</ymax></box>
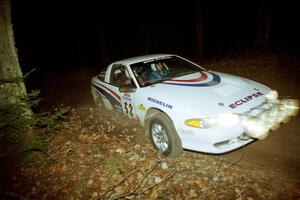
<box><xmin>185</xmin><ymin>119</ymin><xmax>203</xmax><ymax>128</ymax></box>
<box><xmin>217</xmin><ymin>113</ymin><xmax>240</xmax><ymax>127</ymax></box>
<box><xmin>185</xmin><ymin>118</ymin><xmax>216</xmax><ymax>128</ymax></box>
<box><xmin>265</xmin><ymin>90</ymin><xmax>278</xmax><ymax>102</ymax></box>
<box><xmin>185</xmin><ymin>113</ymin><xmax>240</xmax><ymax>128</ymax></box>
<box><xmin>281</xmin><ymin>99</ymin><xmax>299</xmax><ymax>117</ymax></box>
<box><xmin>261</xmin><ymin>110</ymin><xmax>278</xmax><ymax>129</ymax></box>
<box><xmin>241</xmin><ymin>117</ymin><xmax>269</xmax><ymax>139</ymax></box>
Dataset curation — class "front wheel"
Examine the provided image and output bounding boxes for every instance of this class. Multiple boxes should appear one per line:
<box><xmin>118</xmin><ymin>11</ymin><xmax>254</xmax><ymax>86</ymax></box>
<box><xmin>147</xmin><ymin>112</ymin><xmax>183</xmax><ymax>158</ymax></box>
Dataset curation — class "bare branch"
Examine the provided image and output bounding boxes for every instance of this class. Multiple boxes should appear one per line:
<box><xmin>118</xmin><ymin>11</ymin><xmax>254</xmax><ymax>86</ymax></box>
<box><xmin>99</xmin><ymin>169</ymin><xmax>139</xmax><ymax>200</ymax></box>
<box><xmin>130</xmin><ymin>155</ymin><xmax>162</xmax><ymax>194</ymax></box>
<box><xmin>108</xmin><ymin>155</ymin><xmax>163</xmax><ymax>200</ymax></box>
<box><xmin>218</xmin><ymin>148</ymin><xmax>245</xmax><ymax>173</ymax></box>
<box><xmin>135</xmin><ymin>171</ymin><xmax>176</xmax><ymax>196</ymax></box>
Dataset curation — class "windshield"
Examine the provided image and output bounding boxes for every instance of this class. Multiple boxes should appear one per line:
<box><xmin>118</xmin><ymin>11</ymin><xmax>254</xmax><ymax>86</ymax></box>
<box><xmin>130</xmin><ymin>56</ymin><xmax>205</xmax><ymax>87</ymax></box>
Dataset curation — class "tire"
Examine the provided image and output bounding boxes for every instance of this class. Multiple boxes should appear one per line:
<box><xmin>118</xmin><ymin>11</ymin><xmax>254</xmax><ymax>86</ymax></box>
<box><xmin>147</xmin><ymin>111</ymin><xmax>183</xmax><ymax>158</ymax></box>
<box><xmin>91</xmin><ymin>86</ymin><xmax>104</xmax><ymax>110</ymax></box>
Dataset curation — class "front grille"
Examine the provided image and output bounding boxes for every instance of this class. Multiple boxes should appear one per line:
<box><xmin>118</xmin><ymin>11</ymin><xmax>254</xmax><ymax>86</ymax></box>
<box><xmin>244</xmin><ymin>101</ymin><xmax>273</xmax><ymax>117</ymax></box>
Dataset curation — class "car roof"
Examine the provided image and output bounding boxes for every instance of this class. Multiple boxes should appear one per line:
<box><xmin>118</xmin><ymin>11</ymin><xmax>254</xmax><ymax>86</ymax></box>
<box><xmin>111</xmin><ymin>54</ymin><xmax>176</xmax><ymax>66</ymax></box>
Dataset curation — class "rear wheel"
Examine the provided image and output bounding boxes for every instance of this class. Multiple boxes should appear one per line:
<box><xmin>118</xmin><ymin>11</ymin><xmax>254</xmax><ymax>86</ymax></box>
<box><xmin>147</xmin><ymin>111</ymin><xmax>183</xmax><ymax>158</ymax></box>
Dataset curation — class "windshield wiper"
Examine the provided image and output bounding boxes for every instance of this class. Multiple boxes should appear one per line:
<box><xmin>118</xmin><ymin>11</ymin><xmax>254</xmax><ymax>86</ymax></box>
<box><xmin>150</xmin><ymin>77</ymin><xmax>174</xmax><ymax>85</ymax></box>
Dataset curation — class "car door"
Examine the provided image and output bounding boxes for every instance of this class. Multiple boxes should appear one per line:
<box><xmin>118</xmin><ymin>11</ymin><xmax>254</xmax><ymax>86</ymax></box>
<box><xmin>109</xmin><ymin>64</ymin><xmax>138</xmax><ymax>120</ymax></box>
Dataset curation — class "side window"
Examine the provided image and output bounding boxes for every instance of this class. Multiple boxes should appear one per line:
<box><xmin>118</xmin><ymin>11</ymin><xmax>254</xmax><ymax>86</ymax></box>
<box><xmin>110</xmin><ymin>65</ymin><xmax>135</xmax><ymax>87</ymax></box>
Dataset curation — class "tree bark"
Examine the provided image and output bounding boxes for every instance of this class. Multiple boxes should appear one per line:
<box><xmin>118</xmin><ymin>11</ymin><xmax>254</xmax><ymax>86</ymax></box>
<box><xmin>255</xmin><ymin>0</ymin><xmax>271</xmax><ymax>49</ymax></box>
<box><xmin>195</xmin><ymin>0</ymin><xmax>204</xmax><ymax>61</ymax></box>
<box><xmin>0</xmin><ymin>0</ymin><xmax>28</xmax><ymax>105</ymax></box>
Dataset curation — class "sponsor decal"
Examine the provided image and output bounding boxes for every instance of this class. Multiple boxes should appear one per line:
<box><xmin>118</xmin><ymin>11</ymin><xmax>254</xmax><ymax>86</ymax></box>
<box><xmin>143</xmin><ymin>56</ymin><xmax>172</xmax><ymax>64</ymax></box>
<box><xmin>163</xmin><ymin>71</ymin><xmax>220</xmax><ymax>87</ymax></box>
<box><xmin>167</xmin><ymin>71</ymin><xmax>208</xmax><ymax>83</ymax></box>
<box><xmin>92</xmin><ymin>82</ymin><xmax>122</xmax><ymax>111</ymax></box>
<box><xmin>229</xmin><ymin>91</ymin><xmax>264</xmax><ymax>109</ymax></box>
<box><xmin>92</xmin><ymin>82</ymin><xmax>121</xmax><ymax>101</ymax></box>
<box><xmin>122</xmin><ymin>93</ymin><xmax>131</xmax><ymax>101</ymax></box>
<box><xmin>138</xmin><ymin>103</ymin><xmax>146</xmax><ymax>111</ymax></box>
<box><xmin>147</xmin><ymin>97</ymin><xmax>173</xmax><ymax>109</ymax></box>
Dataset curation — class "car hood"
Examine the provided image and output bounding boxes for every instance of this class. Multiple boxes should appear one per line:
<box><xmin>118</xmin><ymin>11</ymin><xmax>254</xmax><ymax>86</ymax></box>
<box><xmin>141</xmin><ymin>71</ymin><xmax>270</xmax><ymax>116</ymax></box>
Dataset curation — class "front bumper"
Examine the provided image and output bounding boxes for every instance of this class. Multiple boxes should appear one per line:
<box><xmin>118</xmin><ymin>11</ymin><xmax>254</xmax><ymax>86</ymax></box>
<box><xmin>177</xmin><ymin>99</ymin><xmax>299</xmax><ymax>154</ymax></box>
<box><xmin>178</xmin><ymin>125</ymin><xmax>254</xmax><ymax>154</ymax></box>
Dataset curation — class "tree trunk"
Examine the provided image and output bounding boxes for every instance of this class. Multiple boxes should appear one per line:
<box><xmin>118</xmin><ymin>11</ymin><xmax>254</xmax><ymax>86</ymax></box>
<box><xmin>0</xmin><ymin>0</ymin><xmax>28</xmax><ymax>105</ymax></box>
<box><xmin>144</xmin><ymin>30</ymin><xmax>150</xmax><ymax>54</ymax></box>
<box><xmin>195</xmin><ymin>0</ymin><xmax>204</xmax><ymax>61</ymax></box>
<box><xmin>255</xmin><ymin>0</ymin><xmax>271</xmax><ymax>49</ymax></box>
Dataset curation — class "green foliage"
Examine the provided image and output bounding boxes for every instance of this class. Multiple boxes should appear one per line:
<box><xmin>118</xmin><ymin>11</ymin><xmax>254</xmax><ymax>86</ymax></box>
<box><xmin>21</xmin><ymin>149</ymin><xmax>53</xmax><ymax>167</ymax></box>
<box><xmin>20</xmin><ymin>89</ymin><xmax>41</xmax><ymax>108</ymax></box>
<box><xmin>35</xmin><ymin>106</ymin><xmax>70</xmax><ymax>134</ymax></box>
<box><xmin>0</xmin><ymin>90</ymin><xmax>37</xmax><ymax>147</ymax></box>
<box><xmin>0</xmin><ymin>68</ymin><xmax>35</xmax><ymax>85</ymax></box>
<box><xmin>0</xmin><ymin>71</ymin><xmax>69</xmax><ymax>157</ymax></box>
<box><xmin>1</xmin><ymin>92</ymin><xmax>63</xmax><ymax>145</ymax></box>
<box><xmin>21</xmin><ymin>132</ymin><xmax>44</xmax><ymax>152</ymax></box>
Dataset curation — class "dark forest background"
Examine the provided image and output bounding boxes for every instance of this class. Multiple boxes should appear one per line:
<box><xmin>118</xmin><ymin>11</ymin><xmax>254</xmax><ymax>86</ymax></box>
<box><xmin>11</xmin><ymin>0</ymin><xmax>300</xmax><ymax>71</ymax></box>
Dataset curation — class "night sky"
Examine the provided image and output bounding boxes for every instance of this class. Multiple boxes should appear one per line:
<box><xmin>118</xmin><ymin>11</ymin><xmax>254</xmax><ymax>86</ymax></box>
<box><xmin>10</xmin><ymin>0</ymin><xmax>300</xmax><ymax>71</ymax></box>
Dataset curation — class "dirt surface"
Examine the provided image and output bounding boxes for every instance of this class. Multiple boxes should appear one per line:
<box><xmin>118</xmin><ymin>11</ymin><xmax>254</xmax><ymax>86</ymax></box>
<box><xmin>6</xmin><ymin>50</ymin><xmax>300</xmax><ymax>199</ymax></box>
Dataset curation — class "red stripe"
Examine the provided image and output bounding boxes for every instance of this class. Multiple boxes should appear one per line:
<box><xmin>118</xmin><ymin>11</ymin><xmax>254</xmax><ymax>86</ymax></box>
<box><xmin>167</xmin><ymin>71</ymin><xmax>208</xmax><ymax>83</ymax></box>
<box><xmin>93</xmin><ymin>82</ymin><xmax>121</xmax><ymax>101</ymax></box>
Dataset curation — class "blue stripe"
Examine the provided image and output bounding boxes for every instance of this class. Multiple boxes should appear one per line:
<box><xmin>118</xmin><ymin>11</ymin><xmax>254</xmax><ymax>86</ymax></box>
<box><xmin>92</xmin><ymin>84</ymin><xmax>122</xmax><ymax>110</ymax></box>
<box><xmin>163</xmin><ymin>72</ymin><xmax>221</xmax><ymax>87</ymax></box>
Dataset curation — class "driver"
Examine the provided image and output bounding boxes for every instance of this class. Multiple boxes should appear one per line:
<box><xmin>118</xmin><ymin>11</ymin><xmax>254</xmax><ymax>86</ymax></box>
<box><xmin>121</xmin><ymin>69</ymin><xmax>132</xmax><ymax>86</ymax></box>
<box><xmin>147</xmin><ymin>62</ymin><xmax>169</xmax><ymax>81</ymax></box>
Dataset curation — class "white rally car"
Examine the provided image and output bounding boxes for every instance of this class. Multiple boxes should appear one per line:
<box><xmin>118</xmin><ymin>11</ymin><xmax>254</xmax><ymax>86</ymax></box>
<box><xmin>91</xmin><ymin>54</ymin><xmax>299</xmax><ymax>157</ymax></box>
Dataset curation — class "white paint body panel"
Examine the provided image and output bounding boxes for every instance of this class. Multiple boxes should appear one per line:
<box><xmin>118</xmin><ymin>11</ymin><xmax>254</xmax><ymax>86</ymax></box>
<box><xmin>91</xmin><ymin>54</ymin><xmax>272</xmax><ymax>154</ymax></box>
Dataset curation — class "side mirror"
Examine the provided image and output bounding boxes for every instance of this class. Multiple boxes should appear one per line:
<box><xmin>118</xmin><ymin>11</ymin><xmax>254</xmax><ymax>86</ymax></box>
<box><xmin>119</xmin><ymin>85</ymin><xmax>136</xmax><ymax>93</ymax></box>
